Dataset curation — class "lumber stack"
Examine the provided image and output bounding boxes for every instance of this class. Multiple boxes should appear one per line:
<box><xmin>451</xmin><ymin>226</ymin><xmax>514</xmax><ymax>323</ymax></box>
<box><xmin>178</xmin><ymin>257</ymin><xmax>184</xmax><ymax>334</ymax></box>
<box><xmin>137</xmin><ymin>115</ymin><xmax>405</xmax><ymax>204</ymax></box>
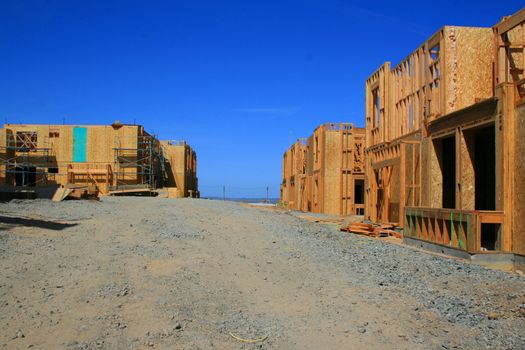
<box><xmin>340</xmin><ymin>222</ymin><xmax>403</xmax><ymax>239</ymax></box>
<box><xmin>52</xmin><ymin>184</ymin><xmax>99</xmax><ymax>202</ymax></box>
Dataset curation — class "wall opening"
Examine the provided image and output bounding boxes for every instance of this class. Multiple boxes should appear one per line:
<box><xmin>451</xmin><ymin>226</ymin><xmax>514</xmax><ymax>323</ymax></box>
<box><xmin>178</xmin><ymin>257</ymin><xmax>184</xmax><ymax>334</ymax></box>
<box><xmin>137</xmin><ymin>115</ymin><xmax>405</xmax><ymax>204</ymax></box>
<box><xmin>474</xmin><ymin>126</ymin><xmax>496</xmax><ymax>211</ymax></box>
<box><xmin>16</xmin><ymin>131</ymin><xmax>38</xmax><ymax>151</ymax></box>
<box><xmin>314</xmin><ymin>137</ymin><xmax>319</xmax><ymax>163</ymax></box>
<box><xmin>354</xmin><ymin>179</ymin><xmax>364</xmax><ymax>205</ymax></box>
<box><xmin>428</xmin><ymin>44</ymin><xmax>441</xmax><ymax>117</ymax></box>
<box><xmin>314</xmin><ymin>179</ymin><xmax>318</xmax><ymax>205</ymax></box>
<box><xmin>375</xmin><ymin>170</ymin><xmax>384</xmax><ymax>220</ymax></box>
<box><xmin>15</xmin><ymin>166</ymin><xmax>36</xmax><ymax>187</ymax></box>
<box><xmin>372</xmin><ymin>88</ymin><xmax>380</xmax><ymax>128</ymax></box>
<box><xmin>440</xmin><ymin>136</ymin><xmax>456</xmax><ymax>209</ymax></box>
<box><xmin>480</xmin><ymin>223</ymin><xmax>501</xmax><ymax>251</ymax></box>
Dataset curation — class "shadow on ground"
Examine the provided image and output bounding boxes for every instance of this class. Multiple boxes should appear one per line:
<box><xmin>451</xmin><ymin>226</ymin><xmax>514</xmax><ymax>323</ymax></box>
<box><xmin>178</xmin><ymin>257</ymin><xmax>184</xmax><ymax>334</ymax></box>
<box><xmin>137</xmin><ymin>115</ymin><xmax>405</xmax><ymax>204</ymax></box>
<box><xmin>0</xmin><ymin>215</ymin><xmax>78</xmax><ymax>231</ymax></box>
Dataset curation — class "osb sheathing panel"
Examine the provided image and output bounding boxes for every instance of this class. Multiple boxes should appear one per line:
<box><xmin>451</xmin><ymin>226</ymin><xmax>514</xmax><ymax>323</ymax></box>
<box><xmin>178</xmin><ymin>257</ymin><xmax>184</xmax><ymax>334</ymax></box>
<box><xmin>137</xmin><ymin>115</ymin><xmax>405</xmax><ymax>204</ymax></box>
<box><xmin>444</xmin><ymin>27</ymin><xmax>494</xmax><ymax>114</ymax></box>
<box><xmin>428</xmin><ymin>139</ymin><xmax>443</xmax><ymax>208</ymax></box>
<box><xmin>323</xmin><ymin>131</ymin><xmax>341</xmax><ymax>215</ymax></box>
<box><xmin>282</xmin><ymin>125</ymin><xmax>364</xmax><ymax>216</ymax></box>
<box><xmin>389</xmin><ymin>164</ymin><xmax>401</xmax><ymax>222</ymax></box>
<box><xmin>1</xmin><ymin>124</ymin><xmax>146</xmax><ymax>186</ymax></box>
<box><xmin>288</xmin><ymin>141</ymin><xmax>307</xmax><ymax>210</ymax></box>
<box><xmin>404</xmin><ymin>143</ymin><xmax>421</xmax><ymax>207</ymax></box>
<box><xmin>0</xmin><ymin>129</ymin><xmax>7</xmax><ymax>184</ymax></box>
<box><xmin>88</xmin><ymin>126</ymin><xmax>137</xmax><ymax>163</ymax></box>
<box><xmin>312</xmin><ymin>128</ymin><xmax>323</xmax><ymax>173</ymax></box>
<box><xmin>96</xmin><ymin>126</ymin><xmax>140</xmax><ymax>183</ymax></box>
<box><xmin>166</xmin><ymin>143</ymin><xmax>198</xmax><ymax>196</ymax></box>
<box><xmin>294</xmin><ymin>143</ymin><xmax>306</xmax><ymax>176</ymax></box>
<box><xmin>52</xmin><ymin>127</ymin><xmax>73</xmax><ymax>163</ymax></box>
<box><xmin>459</xmin><ymin>130</ymin><xmax>476</xmax><ymax>210</ymax></box>
<box><xmin>420</xmin><ymin>139</ymin><xmax>432</xmax><ymax>207</ymax></box>
<box><xmin>306</xmin><ymin>136</ymin><xmax>314</xmax><ymax>176</ymax></box>
<box><xmin>513</xmin><ymin>105</ymin><xmax>525</xmax><ymax>254</ymax></box>
<box><xmin>162</xmin><ymin>143</ymin><xmax>188</xmax><ymax>196</ymax></box>
<box><xmin>366</xmin><ymin>26</ymin><xmax>493</xmax><ymax>151</ymax></box>
<box><xmin>280</xmin><ymin>144</ymin><xmax>296</xmax><ymax>208</ymax></box>
<box><xmin>4</xmin><ymin>124</ymin><xmax>141</xmax><ymax>164</ymax></box>
<box><xmin>364</xmin><ymin>153</ymin><xmax>375</xmax><ymax>219</ymax></box>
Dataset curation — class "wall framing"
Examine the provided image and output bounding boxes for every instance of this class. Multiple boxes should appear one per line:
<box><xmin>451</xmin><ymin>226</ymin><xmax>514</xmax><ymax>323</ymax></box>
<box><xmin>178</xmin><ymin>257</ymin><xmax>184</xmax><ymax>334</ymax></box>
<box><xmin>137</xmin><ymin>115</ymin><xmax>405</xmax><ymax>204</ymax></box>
<box><xmin>281</xmin><ymin>123</ymin><xmax>365</xmax><ymax>216</ymax></box>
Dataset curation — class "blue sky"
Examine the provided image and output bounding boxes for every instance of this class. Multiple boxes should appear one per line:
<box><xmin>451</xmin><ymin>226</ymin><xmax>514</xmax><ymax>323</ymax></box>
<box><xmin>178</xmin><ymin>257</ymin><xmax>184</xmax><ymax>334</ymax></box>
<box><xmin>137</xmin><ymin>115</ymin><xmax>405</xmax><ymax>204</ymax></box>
<box><xmin>0</xmin><ymin>1</ymin><xmax>521</xmax><ymax>198</ymax></box>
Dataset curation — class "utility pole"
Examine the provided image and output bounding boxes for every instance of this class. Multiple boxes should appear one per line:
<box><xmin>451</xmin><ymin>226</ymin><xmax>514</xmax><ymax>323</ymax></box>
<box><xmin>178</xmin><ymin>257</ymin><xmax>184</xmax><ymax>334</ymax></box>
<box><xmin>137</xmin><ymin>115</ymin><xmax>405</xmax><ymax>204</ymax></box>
<box><xmin>223</xmin><ymin>185</ymin><xmax>225</xmax><ymax>201</ymax></box>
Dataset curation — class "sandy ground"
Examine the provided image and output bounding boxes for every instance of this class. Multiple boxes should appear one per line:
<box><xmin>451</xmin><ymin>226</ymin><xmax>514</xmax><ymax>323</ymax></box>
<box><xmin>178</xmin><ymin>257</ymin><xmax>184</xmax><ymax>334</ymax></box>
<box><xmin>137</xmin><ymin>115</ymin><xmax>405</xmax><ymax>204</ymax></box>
<box><xmin>1</xmin><ymin>197</ymin><xmax>525</xmax><ymax>350</ymax></box>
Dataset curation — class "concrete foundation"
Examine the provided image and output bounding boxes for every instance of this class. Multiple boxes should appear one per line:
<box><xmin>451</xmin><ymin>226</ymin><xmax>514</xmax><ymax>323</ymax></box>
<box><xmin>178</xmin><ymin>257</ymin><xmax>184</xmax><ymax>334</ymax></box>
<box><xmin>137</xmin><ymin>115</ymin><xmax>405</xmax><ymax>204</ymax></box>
<box><xmin>404</xmin><ymin>236</ymin><xmax>523</xmax><ymax>271</ymax></box>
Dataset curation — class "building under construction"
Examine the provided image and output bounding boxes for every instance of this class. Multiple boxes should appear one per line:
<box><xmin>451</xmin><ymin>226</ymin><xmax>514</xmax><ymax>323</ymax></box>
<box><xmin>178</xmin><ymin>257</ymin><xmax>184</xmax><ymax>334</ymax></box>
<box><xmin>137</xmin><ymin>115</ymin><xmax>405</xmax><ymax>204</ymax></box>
<box><xmin>0</xmin><ymin>122</ymin><xmax>199</xmax><ymax>197</ymax></box>
<box><xmin>364</xmin><ymin>7</ymin><xmax>525</xmax><ymax>263</ymax></box>
<box><xmin>281</xmin><ymin>123</ymin><xmax>365</xmax><ymax>216</ymax></box>
<box><xmin>161</xmin><ymin>140</ymin><xmax>199</xmax><ymax>198</ymax></box>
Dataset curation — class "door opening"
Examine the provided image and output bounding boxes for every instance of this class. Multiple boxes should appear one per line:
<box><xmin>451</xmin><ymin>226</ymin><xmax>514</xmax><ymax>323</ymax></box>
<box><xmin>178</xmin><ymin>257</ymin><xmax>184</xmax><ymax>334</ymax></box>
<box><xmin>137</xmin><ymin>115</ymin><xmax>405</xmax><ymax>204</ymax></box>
<box><xmin>474</xmin><ymin>126</ymin><xmax>496</xmax><ymax>210</ymax></box>
<box><xmin>354</xmin><ymin>179</ymin><xmax>364</xmax><ymax>205</ymax></box>
<box><xmin>440</xmin><ymin>136</ymin><xmax>456</xmax><ymax>209</ymax></box>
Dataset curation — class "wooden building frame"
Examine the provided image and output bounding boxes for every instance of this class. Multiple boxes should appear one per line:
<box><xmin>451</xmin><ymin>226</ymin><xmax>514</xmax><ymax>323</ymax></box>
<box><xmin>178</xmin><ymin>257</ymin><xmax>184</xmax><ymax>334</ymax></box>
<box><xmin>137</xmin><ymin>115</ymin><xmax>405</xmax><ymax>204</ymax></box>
<box><xmin>365</xmin><ymin>25</ymin><xmax>494</xmax><ymax>226</ymax></box>
<box><xmin>0</xmin><ymin>123</ymin><xmax>199</xmax><ymax>198</ymax></box>
<box><xmin>160</xmin><ymin>140</ymin><xmax>199</xmax><ymax>198</ymax></box>
<box><xmin>365</xmin><ymin>7</ymin><xmax>525</xmax><ymax>258</ymax></box>
<box><xmin>281</xmin><ymin>123</ymin><xmax>365</xmax><ymax>216</ymax></box>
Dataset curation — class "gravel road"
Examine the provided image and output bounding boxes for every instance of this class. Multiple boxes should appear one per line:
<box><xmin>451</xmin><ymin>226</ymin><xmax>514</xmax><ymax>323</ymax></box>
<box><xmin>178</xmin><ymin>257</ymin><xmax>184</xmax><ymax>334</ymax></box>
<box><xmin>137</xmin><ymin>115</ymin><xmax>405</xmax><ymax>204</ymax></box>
<box><xmin>1</xmin><ymin>197</ymin><xmax>524</xmax><ymax>349</ymax></box>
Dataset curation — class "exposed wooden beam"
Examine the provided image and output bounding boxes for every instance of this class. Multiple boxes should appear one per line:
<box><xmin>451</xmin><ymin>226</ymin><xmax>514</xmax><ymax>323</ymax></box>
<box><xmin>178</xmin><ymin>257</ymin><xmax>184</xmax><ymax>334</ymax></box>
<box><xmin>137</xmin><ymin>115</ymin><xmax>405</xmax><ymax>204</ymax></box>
<box><xmin>495</xmin><ymin>7</ymin><xmax>525</xmax><ymax>35</ymax></box>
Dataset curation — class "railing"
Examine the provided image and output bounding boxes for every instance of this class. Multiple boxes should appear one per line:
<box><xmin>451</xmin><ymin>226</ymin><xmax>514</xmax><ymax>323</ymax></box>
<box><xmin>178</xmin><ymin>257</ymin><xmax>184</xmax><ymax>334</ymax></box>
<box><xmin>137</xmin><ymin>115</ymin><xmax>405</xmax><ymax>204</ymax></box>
<box><xmin>404</xmin><ymin>207</ymin><xmax>504</xmax><ymax>253</ymax></box>
<box><xmin>67</xmin><ymin>163</ymin><xmax>113</xmax><ymax>194</ymax></box>
<box><xmin>355</xmin><ymin>204</ymin><xmax>365</xmax><ymax>216</ymax></box>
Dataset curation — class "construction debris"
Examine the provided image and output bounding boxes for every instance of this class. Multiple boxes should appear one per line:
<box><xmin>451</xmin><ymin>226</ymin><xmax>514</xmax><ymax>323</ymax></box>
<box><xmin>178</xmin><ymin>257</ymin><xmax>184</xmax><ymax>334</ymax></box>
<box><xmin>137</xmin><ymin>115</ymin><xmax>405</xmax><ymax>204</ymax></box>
<box><xmin>51</xmin><ymin>187</ymin><xmax>72</xmax><ymax>202</ymax></box>
<box><xmin>340</xmin><ymin>221</ymin><xmax>403</xmax><ymax>239</ymax></box>
<box><xmin>229</xmin><ymin>332</ymin><xmax>268</xmax><ymax>343</ymax></box>
<box><xmin>52</xmin><ymin>184</ymin><xmax>99</xmax><ymax>201</ymax></box>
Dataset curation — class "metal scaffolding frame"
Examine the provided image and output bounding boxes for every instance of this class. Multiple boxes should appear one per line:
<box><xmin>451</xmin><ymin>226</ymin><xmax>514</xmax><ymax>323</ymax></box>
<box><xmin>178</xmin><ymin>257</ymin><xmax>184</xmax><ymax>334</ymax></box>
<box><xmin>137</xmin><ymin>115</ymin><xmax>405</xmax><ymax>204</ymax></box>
<box><xmin>0</xmin><ymin>131</ymin><xmax>53</xmax><ymax>187</ymax></box>
<box><xmin>112</xmin><ymin>134</ymin><xmax>162</xmax><ymax>190</ymax></box>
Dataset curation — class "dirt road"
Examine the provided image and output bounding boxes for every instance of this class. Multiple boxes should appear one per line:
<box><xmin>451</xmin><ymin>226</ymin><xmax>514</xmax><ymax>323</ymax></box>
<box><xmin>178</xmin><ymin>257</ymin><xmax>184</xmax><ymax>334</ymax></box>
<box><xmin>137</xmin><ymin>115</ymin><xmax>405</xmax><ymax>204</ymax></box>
<box><xmin>1</xmin><ymin>198</ymin><xmax>524</xmax><ymax>349</ymax></box>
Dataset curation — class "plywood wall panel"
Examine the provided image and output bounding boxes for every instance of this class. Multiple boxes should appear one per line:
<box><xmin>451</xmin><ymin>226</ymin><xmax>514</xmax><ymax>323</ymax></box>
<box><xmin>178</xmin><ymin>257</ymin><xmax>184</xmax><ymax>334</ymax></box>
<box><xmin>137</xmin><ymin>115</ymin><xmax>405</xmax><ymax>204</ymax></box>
<box><xmin>512</xmin><ymin>105</ymin><xmax>525</xmax><ymax>254</ymax></box>
<box><xmin>445</xmin><ymin>27</ymin><xmax>494</xmax><ymax>114</ymax></box>
<box><xmin>323</xmin><ymin>131</ymin><xmax>341</xmax><ymax>215</ymax></box>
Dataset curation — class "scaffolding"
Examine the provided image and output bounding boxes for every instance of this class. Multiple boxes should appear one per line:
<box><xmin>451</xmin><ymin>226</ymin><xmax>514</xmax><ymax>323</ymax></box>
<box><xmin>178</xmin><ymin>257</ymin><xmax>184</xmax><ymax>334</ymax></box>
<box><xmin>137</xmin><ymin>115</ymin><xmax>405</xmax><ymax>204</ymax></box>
<box><xmin>0</xmin><ymin>131</ymin><xmax>53</xmax><ymax>187</ymax></box>
<box><xmin>112</xmin><ymin>134</ymin><xmax>161</xmax><ymax>190</ymax></box>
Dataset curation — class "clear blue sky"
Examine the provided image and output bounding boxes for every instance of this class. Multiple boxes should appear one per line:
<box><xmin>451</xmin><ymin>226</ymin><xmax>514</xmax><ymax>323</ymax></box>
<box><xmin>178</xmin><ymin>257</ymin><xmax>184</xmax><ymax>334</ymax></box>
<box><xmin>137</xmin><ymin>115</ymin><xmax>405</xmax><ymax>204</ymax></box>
<box><xmin>0</xmin><ymin>1</ymin><xmax>521</xmax><ymax>198</ymax></box>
